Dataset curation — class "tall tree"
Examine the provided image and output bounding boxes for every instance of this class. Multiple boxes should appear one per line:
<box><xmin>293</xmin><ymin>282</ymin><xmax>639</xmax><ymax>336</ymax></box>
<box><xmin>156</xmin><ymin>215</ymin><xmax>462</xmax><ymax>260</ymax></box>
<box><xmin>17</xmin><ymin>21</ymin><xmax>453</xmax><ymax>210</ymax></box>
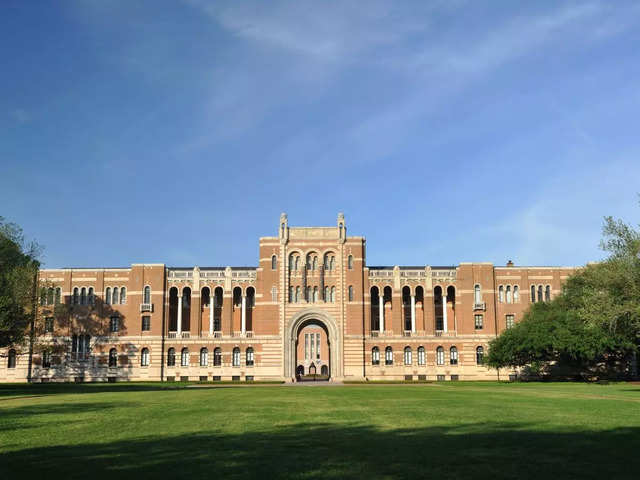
<box><xmin>0</xmin><ymin>217</ymin><xmax>40</xmax><ymax>348</ymax></box>
<box><xmin>487</xmin><ymin>205</ymin><xmax>640</xmax><ymax>379</ymax></box>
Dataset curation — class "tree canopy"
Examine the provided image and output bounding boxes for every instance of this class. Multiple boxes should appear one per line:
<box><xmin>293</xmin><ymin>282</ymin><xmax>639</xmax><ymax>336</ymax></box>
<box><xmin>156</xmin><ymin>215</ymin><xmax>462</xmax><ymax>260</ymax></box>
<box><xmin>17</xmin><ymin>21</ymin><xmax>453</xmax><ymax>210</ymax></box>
<box><xmin>487</xmin><ymin>209</ymin><xmax>640</xmax><ymax>379</ymax></box>
<box><xmin>0</xmin><ymin>217</ymin><xmax>40</xmax><ymax>348</ymax></box>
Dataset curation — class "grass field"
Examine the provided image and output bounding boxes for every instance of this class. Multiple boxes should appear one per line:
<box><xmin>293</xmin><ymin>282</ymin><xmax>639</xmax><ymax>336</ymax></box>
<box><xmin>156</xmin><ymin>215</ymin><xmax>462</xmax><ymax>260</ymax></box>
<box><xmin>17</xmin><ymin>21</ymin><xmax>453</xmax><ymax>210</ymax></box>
<box><xmin>2</xmin><ymin>382</ymin><xmax>640</xmax><ymax>479</ymax></box>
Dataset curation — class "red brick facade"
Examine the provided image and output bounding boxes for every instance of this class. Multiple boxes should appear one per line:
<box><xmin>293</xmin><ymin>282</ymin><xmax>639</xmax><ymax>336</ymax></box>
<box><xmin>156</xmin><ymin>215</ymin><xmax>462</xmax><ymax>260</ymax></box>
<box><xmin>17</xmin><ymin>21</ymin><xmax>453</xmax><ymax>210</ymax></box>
<box><xmin>0</xmin><ymin>214</ymin><xmax>576</xmax><ymax>382</ymax></box>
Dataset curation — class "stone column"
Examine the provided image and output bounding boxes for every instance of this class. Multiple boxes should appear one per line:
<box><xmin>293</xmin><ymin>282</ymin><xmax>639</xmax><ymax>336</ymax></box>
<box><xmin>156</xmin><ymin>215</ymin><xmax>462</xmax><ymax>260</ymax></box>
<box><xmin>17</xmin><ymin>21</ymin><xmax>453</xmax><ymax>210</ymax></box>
<box><xmin>411</xmin><ymin>294</ymin><xmax>416</xmax><ymax>333</ymax></box>
<box><xmin>379</xmin><ymin>295</ymin><xmax>385</xmax><ymax>332</ymax></box>
<box><xmin>442</xmin><ymin>294</ymin><xmax>448</xmax><ymax>333</ymax></box>
<box><xmin>241</xmin><ymin>294</ymin><xmax>246</xmax><ymax>334</ymax></box>
<box><xmin>177</xmin><ymin>295</ymin><xmax>183</xmax><ymax>335</ymax></box>
<box><xmin>209</xmin><ymin>296</ymin><xmax>214</xmax><ymax>335</ymax></box>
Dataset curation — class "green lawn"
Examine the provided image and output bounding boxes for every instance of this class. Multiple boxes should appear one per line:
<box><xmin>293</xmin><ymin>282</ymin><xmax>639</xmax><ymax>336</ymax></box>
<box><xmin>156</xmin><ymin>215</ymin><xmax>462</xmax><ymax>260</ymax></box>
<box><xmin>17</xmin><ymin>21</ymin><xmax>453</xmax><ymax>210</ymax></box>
<box><xmin>1</xmin><ymin>382</ymin><xmax>639</xmax><ymax>479</ymax></box>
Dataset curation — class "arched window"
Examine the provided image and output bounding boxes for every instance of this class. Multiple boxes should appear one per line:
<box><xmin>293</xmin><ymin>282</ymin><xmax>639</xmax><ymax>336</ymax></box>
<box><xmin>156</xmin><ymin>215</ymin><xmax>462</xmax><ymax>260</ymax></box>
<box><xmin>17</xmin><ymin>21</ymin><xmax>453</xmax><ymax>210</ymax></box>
<box><xmin>324</xmin><ymin>286</ymin><xmax>329</xmax><ymax>302</ymax></box>
<box><xmin>313</xmin><ymin>287</ymin><xmax>318</xmax><ymax>303</ymax></box>
<box><xmin>513</xmin><ymin>285</ymin><xmax>519</xmax><ymax>303</ymax></box>
<box><xmin>143</xmin><ymin>286</ymin><xmax>151</xmax><ymax>304</ymax></box>
<box><xmin>271</xmin><ymin>255</ymin><xmax>277</xmax><ymax>270</ymax></box>
<box><xmin>418</xmin><ymin>346</ymin><xmax>425</xmax><ymax>365</ymax></box>
<box><xmin>8</xmin><ymin>349</ymin><xmax>16</xmax><ymax>368</ymax></box>
<box><xmin>246</xmin><ymin>347</ymin><xmax>254</xmax><ymax>366</ymax></box>
<box><xmin>436</xmin><ymin>346</ymin><xmax>444</xmax><ymax>365</ymax></box>
<box><xmin>330</xmin><ymin>286</ymin><xmax>336</xmax><ymax>302</ymax></box>
<box><xmin>47</xmin><ymin>287</ymin><xmax>54</xmax><ymax>305</ymax></box>
<box><xmin>474</xmin><ymin>284</ymin><xmax>482</xmax><ymax>304</ymax></box>
<box><xmin>288</xmin><ymin>286</ymin><xmax>293</xmax><ymax>303</ymax></box>
<box><xmin>476</xmin><ymin>346</ymin><xmax>485</xmax><ymax>365</ymax></box>
<box><xmin>88</xmin><ymin>287</ymin><xmax>95</xmax><ymax>305</ymax></box>
<box><xmin>372</xmin><ymin>347</ymin><xmax>380</xmax><ymax>365</ymax></box>
<box><xmin>538</xmin><ymin>285</ymin><xmax>543</xmax><ymax>303</ymax></box>
<box><xmin>295</xmin><ymin>286</ymin><xmax>300</xmax><ymax>303</ymax></box>
<box><xmin>312</xmin><ymin>256</ymin><xmax>318</xmax><ymax>270</ymax></box>
<box><xmin>112</xmin><ymin>287</ymin><xmax>119</xmax><ymax>305</ymax></box>
<box><xmin>141</xmin><ymin>348</ymin><xmax>149</xmax><ymax>367</ymax></box>
<box><xmin>385</xmin><ymin>346</ymin><xmax>393</xmax><ymax>365</ymax></box>
<box><xmin>181</xmin><ymin>348</ymin><xmax>189</xmax><ymax>367</ymax></box>
<box><xmin>200</xmin><ymin>348</ymin><xmax>208</xmax><ymax>367</ymax></box>
<box><xmin>295</xmin><ymin>256</ymin><xmax>300</xmax><ymax>271</ymax></box>
<box><xmin>545</xmin><ymin>285</ymin><xmax>551</xmax><ymax>302</ymax></box>
<box><xmin>167</xmin><ymin>348</ymin><xmax>176</xmax><ymax>366</ymax></box>
<box><xmin>105</xmin><ymin>287</ymin><xmax>112</xmax><ymax>305</ymax></box>
<box><xmin>72</xmin><ymin>287</ymin><xmax>79</xmax><ymax>305</ymax></box>
<box><xmin>348</xmin><ymin>286</ymin><xmax>354</xmax><ymax>302</ymax></box>
<box><xmin>80</xmin><ymin>287</ymin><xmax>87</xmax><ymax>305</ymax></box>
<box><xmin>531</xmin><ymin>285</ymin><xmax>536</xmax><ymax>303</ymax></box>
<box><xmin>289</xmin><ymin>253</ymin><xmax>295</xmax><ymax>271</ymax></box>
<box><xmin>450</xmin><ymin>346</ymin><xmax>458</xmax><ymax>365</ymax></box>
<box><xmin>498</xmin><ymin>285</ymin><xmax>504</xmax><ymax>303</ymax></box>
<box><xmin>506</xmin><ymin>285</ymin><xmax>512</xmax><ymax>304</ymax></box>
<box><xmin>108</xmin><ymin>348</ymin><xmax>118</xmax><ymax>367</ymax></box>
<box><xmin>329</xmin><ymin>256</ymin><xmax>335</xmax><ymax>271</ymax></box>
<box><xmin>348</xmin><ymin>255</ymin><xmax>353</xmax><ymax>270</ymax></box>
<box><xmin>232</xmin><ymin>347</ymin><xmax>240</xmax><ymax>367</ymax></box>
<box><xmin>305</xmin><ymin>286</ymin><xmax>311</xmax><ymax>302</ymax></box>
<box><xmin>55</xmin><ymin>287</ymin><xmax>61</xmax><ymax>305</ymax></box>
<box><xmin>213</xmin><ymin>347</ymin><xmax>222</xmax><ymax>366</ymax></box>
<box><xmin>404</xmin><ymin>347</ymin><xmax>412</xmax><ymax>365</ymax></box>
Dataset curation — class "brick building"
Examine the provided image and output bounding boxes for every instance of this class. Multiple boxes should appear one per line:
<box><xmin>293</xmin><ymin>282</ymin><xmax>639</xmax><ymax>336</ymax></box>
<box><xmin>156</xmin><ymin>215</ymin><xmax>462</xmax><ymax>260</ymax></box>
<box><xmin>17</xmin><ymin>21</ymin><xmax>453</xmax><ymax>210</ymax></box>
<box><xmin>0</xmin><ymin>213</ymin><xmax>576</xmax><ymax>383</ymax></box>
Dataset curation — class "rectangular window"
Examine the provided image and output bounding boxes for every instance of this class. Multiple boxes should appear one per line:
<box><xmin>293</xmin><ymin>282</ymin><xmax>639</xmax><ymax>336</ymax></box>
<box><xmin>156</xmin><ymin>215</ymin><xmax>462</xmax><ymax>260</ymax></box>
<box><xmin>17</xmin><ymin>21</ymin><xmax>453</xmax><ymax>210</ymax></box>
<box><xmin>506</xmin><ymin>314</ymin><xmax>515</xmax><ymax>329</ymax></box>
<box><xmin>141</xmin><ymin>316</ymin><xmax>151</xmax><ymax>331</ymax></box>
<box><xmin>437</xmin><ymin>374</ymin><xmax>445</xmax><ymax>382</ymax></box>
<box><xmin>271</xmin><ymin>286</ymin><xmax>277</xmax><ymax>302</ymax></box>
<box><xmin>316</xmin><ymin>333</ymin><xmax>320</xmax><ymax>360</ymax></box>
<box><xmin>310</xmin><ymin>333</ymin><xmax>315</xmax><ymax>360</ymax></box>
<box><xmin>305</xmin><ymin>333</ymin><xmax>309</xmax><ymax>360</ymax></box>
<box><xmin>474</xmin><ymin>314</ymin><xmax>483</xmax><ymax>330</ymax></box>
<box><xmin>44</xmin><ymin>317</ymin><xmax>54</xmax><ymax>333</ymax></box>
<box><xmin>110</xmin><ymin>316</ymin><xmax>119</xmax><ymax>333</ymax></box>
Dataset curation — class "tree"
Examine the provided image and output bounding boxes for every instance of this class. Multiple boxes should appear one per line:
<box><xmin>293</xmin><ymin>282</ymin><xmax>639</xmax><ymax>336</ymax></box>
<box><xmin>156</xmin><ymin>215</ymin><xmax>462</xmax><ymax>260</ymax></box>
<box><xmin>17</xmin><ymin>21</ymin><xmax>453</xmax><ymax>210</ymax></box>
<box><xmin>0</xmin><ymin>217</ymin><xmax>40</xmax><ymax>348</ymax></box>
<box><xmin>488</xmin><ymin>205</ymin><xmax>640</xmax><ymax>379</ymax></box>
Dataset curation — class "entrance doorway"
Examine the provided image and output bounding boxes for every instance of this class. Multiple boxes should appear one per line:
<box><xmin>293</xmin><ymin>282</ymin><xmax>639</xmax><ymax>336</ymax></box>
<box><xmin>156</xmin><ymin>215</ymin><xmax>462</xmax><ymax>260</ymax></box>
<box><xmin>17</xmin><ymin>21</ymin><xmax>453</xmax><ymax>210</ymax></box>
<box><xmin>295</xmin><ymin>320</ymin><xmax>330</xmax><ymax>381</ymax></box>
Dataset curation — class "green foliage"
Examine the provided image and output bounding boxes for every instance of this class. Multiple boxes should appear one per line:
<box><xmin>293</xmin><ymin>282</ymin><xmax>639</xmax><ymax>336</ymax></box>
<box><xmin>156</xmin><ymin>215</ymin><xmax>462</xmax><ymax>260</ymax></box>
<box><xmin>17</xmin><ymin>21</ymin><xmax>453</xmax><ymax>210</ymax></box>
<box><xmin>488</xmin><ymin>206</ymin><xmax>640</xmax><ymax>379</ymax></box>
<box><xmin>0</xmin><ymin>217</ymin><xmax>40</xmax><ymax>348</ymax></box>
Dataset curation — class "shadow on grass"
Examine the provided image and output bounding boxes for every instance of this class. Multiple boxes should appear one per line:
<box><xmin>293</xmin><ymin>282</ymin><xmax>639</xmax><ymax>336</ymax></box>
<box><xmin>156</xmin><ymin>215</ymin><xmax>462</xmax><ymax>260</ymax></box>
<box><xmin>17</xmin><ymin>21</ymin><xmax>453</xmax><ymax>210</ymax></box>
<box><xmin>0</xmin><ymin>401</ymin><xmax>139</xmax><ymax>433</ymax></box>
<box><xmin>3</xmin><ymin>422</ymin><xmax>640</xmax><ymax>479</ymax></box>
<box><xmin>0</xmin><ymin>382</ymin><xmax>192</xmax><ymax>399</ymax></box>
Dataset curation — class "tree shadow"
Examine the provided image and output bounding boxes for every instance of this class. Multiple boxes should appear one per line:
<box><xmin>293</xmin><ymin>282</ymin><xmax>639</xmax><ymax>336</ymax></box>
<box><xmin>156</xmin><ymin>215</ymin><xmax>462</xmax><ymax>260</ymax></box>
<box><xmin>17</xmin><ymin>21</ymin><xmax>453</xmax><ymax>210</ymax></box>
<box><xmin>2</xmin><ymin>422</ymin><xmax>639</xmax><ymax>479</ymax></box>
<box><xmin>0</xmin><ymin>401</ymin><xmax>137</xmax><ymax>432</ymax></box>
<box><xmin>0</xmin><ymin>382</ymin><xmax>194</xmax><ymax>398</ymax></box>
<box><xmin>31</xmin><ymin>295</ymin><xmax>139</xmax><ymax>381</ymax></box>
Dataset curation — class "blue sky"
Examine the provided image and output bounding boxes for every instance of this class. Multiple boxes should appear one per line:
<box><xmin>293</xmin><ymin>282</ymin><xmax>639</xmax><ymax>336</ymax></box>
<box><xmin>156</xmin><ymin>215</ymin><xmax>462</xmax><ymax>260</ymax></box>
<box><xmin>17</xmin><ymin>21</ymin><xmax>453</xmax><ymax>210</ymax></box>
<box><xmin>1</xmin><ymin>1</ymin><xmax>639</xmax><ymax>269</ymax></box>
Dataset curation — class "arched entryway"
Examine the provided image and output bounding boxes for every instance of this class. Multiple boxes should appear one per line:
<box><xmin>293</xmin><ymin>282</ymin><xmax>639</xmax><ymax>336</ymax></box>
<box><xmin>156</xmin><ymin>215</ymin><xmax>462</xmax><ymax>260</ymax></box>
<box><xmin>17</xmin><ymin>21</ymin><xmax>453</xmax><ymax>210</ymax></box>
<box><xmin>295</xmin><ymin>320</ymin><xmax>330</xmax><ymax>381</ymax></box>
<box><xmin>285</xmin><ymin>309</ymin><xmax>341</xmax><ymax>381</ymax></box>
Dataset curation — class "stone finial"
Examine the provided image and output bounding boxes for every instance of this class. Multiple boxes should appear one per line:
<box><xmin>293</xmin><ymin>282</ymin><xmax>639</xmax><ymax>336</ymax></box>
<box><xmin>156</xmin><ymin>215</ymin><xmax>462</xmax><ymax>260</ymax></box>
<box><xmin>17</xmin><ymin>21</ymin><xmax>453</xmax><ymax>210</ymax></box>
<box><xmin>279</xmin><ymin>213</ymin><xmax>289</xmax><ymax>244</ymax></box>
<box><xmin>337</xmin><ymin>212</ymin><xmax>346</xmax><ymax>243</ymax></box>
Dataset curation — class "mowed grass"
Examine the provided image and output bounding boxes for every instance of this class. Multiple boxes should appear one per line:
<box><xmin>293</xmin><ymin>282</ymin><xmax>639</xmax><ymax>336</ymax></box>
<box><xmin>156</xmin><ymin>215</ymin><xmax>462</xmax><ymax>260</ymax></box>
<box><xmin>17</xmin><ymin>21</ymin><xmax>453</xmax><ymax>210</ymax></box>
<box><xmin>1</xmin><ymin>382</ymin><xmax>640</xmax><ymax>479</ymax></box>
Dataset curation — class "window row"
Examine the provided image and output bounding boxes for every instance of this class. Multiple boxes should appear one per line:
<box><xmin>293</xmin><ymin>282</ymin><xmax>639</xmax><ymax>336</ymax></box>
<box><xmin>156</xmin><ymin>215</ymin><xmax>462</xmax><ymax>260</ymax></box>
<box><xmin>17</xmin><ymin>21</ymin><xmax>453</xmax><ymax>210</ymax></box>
<box><xmin>371</xmin><ymin>346</ymin><xmax>485</xmax><ymax>366</ymax></box>
<box><xmin>497</xmin><ymin>285</ymin><xmax>520</xmax><ymax>303</ymax></box>
<box><xmin>288</xmin><ymin>286</ymin><xmax>338</xmax><ymax>303</ymax></box>
<box><xmin>105</xmin><ymin>287</ymin><xmax>127</xmax><ymax>305</ymax></box>
<box><xmin>41</xmin><ymin>285</ymin><xmax>153</xmax><ymax>306</ymax></box>
<box><xmin>166</xmin><ymin>347</ymin><xmax>254</xmax><ymax>367</ymax></box>
<box><xmin>530</xmin><ymin>285</ymin><xmax>552</xmax><ymax>303</ymax></box>
<box><xmin>40</xmin><ymin>287</ymin><xmax>62</xmax><ymax>306</ymax></box>
<box><xmin>287</xmin><ymin>253</ymin><xmax>339</xmax><ymax>271</ymax></box>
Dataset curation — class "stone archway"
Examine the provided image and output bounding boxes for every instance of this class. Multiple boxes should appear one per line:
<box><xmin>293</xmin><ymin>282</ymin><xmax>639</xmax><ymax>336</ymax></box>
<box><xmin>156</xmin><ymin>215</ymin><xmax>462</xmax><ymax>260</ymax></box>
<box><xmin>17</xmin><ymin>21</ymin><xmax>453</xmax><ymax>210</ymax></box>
<box><xmin>284</xmin><ymin>309</ymin><xmax>342</xmax><ymax>381</ymax></box>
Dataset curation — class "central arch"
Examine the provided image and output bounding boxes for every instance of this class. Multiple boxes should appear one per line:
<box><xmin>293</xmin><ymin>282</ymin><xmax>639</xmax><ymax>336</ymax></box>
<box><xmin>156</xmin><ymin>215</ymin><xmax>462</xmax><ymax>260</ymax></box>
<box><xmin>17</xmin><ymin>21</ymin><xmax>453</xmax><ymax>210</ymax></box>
<box><xmin>284</xmin><ymin>309</ymin><xmax>341</xmax><ymax>381</ymax></box>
